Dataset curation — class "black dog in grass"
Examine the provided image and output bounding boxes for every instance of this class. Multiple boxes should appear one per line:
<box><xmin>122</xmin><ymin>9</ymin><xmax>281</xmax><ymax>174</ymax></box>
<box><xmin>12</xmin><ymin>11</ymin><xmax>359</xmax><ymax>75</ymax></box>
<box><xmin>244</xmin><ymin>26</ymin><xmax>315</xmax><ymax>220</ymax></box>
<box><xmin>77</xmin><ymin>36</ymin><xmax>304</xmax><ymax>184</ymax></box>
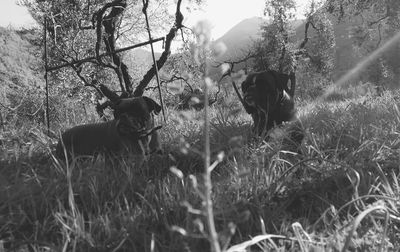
<box><xmin>56</xmin><ymin>96</ymin><xmax>162</xmax><ymax>162</ymax></box>
<box><xmin>241</xmin><ymin>70</ymin><xmax>304</xmax><ymax>150</ymax></box>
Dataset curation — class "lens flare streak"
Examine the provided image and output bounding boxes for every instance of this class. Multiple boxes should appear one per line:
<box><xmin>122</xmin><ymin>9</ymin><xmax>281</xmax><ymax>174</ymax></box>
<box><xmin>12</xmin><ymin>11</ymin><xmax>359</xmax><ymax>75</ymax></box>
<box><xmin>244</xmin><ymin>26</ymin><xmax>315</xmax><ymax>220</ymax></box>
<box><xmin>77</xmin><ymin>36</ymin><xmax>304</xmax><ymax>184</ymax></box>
<box><xmin>323</xmin><ymin>31</ymin><xmax>400</xmax><ymax>99</ymax></box>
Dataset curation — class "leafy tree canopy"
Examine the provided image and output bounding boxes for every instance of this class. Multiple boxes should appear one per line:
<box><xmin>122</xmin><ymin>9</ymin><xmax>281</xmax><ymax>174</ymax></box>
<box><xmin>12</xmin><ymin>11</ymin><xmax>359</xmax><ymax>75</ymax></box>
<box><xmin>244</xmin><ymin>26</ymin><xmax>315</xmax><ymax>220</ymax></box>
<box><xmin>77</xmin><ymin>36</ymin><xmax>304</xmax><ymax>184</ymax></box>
<box><xmin>19</xmin><ymin>0</ymin><xmax>202</xmax><ymax>104</ymax></box>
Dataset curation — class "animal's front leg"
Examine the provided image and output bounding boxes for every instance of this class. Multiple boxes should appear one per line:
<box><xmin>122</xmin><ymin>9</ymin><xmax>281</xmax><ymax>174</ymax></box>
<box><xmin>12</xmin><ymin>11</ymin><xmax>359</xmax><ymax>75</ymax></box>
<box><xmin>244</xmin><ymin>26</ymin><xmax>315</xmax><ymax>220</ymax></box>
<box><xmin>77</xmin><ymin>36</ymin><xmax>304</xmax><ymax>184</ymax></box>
<box><xmin>137</xmin><ymin>137</ymin><xmax>150</xmax><ymax>158</ymax></box>
<box><xmin>149</xmin><ymin>131</ymin><xmax>163</xmax><ymax>154</ymax></box>
<box><xmin>257</xmin><ymin>108</ymin><xmax>269</xmax><ymax>137</ymax></box>
<box><xmin>251</xmin><ymin>112</ymin><xmax>259</xmax><ymax>135</ymax></box>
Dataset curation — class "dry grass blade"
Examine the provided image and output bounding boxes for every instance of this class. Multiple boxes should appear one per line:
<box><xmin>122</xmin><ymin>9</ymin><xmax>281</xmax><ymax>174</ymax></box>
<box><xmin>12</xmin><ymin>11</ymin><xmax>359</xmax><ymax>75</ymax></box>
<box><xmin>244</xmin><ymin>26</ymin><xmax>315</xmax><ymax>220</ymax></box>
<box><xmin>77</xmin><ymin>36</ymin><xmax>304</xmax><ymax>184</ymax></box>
<box><xmin>226</xmin><ymin>234</ymin><xmax>286</xmax><ymax>252</ymax></box>
<box><xmin>375</xmin><ymin>163</ymin><xmax>395</xmax><ymax>197</ymax></box>
<box><xmin>292</xmin><ymin>222</ymin><xmax>312</xmax><ymax>252</ymax></box>
<box><xmin>257</xmin><ymin>216</ymin><xmax>279</xmax><ymax>251</ymax></box>
<box><xmin>342</xmin><ymin>205</ymin><xmax>389</xmax><ymax>252</ymax></box>
<box><xmin>329</xmin><ymin>194</ymin><xmax>395</xmax><ymax>227</ymax></box>
<box><xmin>392</xmin><ymin>103</ymin><xmax>400</xmax><ymax>124</ymax></box>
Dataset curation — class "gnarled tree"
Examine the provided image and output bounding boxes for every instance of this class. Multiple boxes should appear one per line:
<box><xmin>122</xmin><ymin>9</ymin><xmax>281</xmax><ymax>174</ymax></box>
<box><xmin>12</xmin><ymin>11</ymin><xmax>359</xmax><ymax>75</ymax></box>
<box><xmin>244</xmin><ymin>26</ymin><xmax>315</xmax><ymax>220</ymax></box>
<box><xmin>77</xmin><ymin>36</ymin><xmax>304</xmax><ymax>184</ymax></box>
<box><xmin>21</xmin><ymin>0</ymin><xmax>200</xmax><ymax>114</ymax></box>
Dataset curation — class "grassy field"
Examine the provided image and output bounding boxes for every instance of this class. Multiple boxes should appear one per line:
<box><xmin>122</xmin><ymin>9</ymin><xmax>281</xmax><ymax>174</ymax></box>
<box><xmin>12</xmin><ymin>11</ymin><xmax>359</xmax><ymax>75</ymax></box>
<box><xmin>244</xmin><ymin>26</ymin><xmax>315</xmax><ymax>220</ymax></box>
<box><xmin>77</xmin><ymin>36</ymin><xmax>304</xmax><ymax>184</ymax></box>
<box><xmin>0</xmin><ymin>88</ymin><xmax>399</xmax><ymax>251</ymax></box>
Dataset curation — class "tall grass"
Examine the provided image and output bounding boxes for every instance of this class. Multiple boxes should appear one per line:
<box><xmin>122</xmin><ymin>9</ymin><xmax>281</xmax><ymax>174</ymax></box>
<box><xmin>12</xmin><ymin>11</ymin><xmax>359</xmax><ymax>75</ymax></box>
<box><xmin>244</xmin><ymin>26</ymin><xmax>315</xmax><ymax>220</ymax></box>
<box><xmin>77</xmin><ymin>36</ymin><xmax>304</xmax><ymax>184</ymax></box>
<box><xmin>1</xmin><ymin>89</ymin><xmax>400</xmax><ymax>251</ymax></box>
<box><xmin>2</xmin><ymin>31</ymin><xmax>400</xmax><ymax>252</ymax></box>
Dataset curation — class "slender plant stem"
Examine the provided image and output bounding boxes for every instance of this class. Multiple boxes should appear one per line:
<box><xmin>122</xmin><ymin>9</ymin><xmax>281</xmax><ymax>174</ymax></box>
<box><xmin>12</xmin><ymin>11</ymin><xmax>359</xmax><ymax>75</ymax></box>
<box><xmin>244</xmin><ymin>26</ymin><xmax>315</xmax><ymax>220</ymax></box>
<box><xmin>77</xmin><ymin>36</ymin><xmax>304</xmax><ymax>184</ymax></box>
<box><xmin>203</xmin><ymin>49</ymin><xmax>221</xmax><ymax>252</ymax></box>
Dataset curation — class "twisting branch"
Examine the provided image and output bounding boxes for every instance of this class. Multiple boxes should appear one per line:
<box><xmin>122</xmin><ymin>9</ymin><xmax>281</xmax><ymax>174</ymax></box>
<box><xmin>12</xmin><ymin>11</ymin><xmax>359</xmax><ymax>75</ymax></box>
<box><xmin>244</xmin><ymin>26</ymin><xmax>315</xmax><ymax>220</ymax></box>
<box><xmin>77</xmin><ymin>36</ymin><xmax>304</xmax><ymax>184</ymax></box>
<box><xmin>295</xmin><ymin>15</ymin><xmax>320</xmax><ymax>64</ymax></box>
<box><xmin>46</xmin><ymin>38</ymin><xmax>164</xmax><ymax>72</ymax></box>
<box><xmin>160</xmin><ymin>74</ymin><xmax>192</xmax><ymax>89</ymax></box>
<box><xmin>374</xmin><ymin>23</ymin><xmax>383</xmax><ymax>49</ymax></box>
<box><xmin>93</xmin><ymin>1</ymin><xmax>118</xmax><ymax>67</ymax></box>
<box><xmin>214</xmin><ymin>51</ymin><xmax>256</xmax><ymax>108</ymax></box>
<box><xmin>369</xmin><ymin>14</ymin><xmax>390</xmax><ymax>26</ymax></box>
<box><xmin>95</xmin><ymin>84</ymin><xmax>122</xmax><ymax>120</ymax></box>
<box><xmin>134</xmin><ymin>0</ymin><xmax>184</xmax><ymax>96</ymax></box>
<box><xmin>49</xmin><ymin>12</ymin><xmax>61</xmax><ymax>45</ymax></box>
<box><xmin>99</xmin><ymin>84</ymin><xmax>122</xmax><ymax>102</ymax></box>
<box><xmin>93</xmin><ymin>0</ymin><xmax>130</xmax><ymax>94</ymax></box>
<box><xmin>67</xmin><ymin>62</ymin><xmax>103</xmax><ymax>96</ymax></box>
<box><xmin>298</xmin><ymin>19</ymin><xmax>314</xmax><ymax>50</ymax></box>
<box><xmin>214</xmin><ymin>51</ymin><xmax>256</xmax><ymax>82</ymax></box>
<box><xmin>145</xmin><ymin>74</ymin><xmax>192</xmax><ymax>96</ymax></box>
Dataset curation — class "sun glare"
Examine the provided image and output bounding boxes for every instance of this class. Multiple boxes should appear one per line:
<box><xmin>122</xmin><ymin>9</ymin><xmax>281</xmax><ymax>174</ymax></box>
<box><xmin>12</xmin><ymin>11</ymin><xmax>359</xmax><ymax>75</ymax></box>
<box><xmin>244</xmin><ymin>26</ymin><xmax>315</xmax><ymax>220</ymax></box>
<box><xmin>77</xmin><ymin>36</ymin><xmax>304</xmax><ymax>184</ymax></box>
<box><xmin>323</xmin><ymin>31</ymin><xmax>400</xmax><ymax>99</ymax></box>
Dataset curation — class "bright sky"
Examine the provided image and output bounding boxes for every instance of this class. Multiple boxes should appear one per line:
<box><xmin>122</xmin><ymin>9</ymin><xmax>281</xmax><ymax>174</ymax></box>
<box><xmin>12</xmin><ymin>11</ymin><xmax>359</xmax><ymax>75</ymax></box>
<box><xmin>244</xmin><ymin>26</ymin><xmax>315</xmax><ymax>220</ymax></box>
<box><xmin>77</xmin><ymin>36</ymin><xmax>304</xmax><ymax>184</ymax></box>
<box><xmin>0</xmin><ymin>0</ymin><xmax>36</xmax><ymax>28</ymax></box>
<box><xmin>186</xmin><ymin>0</ymin><xmax>309</xmax><ymax>39</ymax></box>
<box><xmin>0</xmin><ymin>0</ymin><xmax>310</xmax><ymax>36</ymax></box>
<box><xmin>184</xmin><ymin>0</ymin><xmax>265</xmax><ymax>39</ymax></box>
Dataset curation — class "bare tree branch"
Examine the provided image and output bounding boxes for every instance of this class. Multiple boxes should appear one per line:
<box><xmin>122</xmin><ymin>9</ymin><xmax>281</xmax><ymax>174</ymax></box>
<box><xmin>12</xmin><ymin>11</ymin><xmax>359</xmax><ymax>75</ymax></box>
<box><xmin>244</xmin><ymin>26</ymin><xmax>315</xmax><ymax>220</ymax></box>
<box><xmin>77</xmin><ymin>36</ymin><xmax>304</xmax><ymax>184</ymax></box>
<box><xmin>133</xmin><ymin>0</ymin><xmax>184</xmax><ymax>96</ymax></box>
<box><xmin>296</xmin><ymin>15</ymin><xmax>321</xmax><ymax>63</ymax></box>
<box><xmin>213</xmin><ymin>52</ymin><xmax>256</xmax><ymax>109</ymax></box>
<box><xmin>160</xmin><ymin>74</ymin><xmax>192</xmax><ymax>90</ymax></box>
<box><xmin>214</xmin><ymin>50</ymin><xmax>256</xmax><ymax>83</ymax></box>
<box><xmin>93</xmin><ymin>0</ymin><xmax>129</xmax><ymax>94</ymax></box>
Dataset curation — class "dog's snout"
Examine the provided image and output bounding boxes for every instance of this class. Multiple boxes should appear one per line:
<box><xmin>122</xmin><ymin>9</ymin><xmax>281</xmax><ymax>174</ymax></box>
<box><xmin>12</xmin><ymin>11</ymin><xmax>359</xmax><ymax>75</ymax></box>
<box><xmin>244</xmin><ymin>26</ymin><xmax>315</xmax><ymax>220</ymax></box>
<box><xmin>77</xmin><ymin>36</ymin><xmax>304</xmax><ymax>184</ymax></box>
<box><xmin>120</xmin><ymin>113</ymin><xmax>144</xmax><ymax>129</ymax></box>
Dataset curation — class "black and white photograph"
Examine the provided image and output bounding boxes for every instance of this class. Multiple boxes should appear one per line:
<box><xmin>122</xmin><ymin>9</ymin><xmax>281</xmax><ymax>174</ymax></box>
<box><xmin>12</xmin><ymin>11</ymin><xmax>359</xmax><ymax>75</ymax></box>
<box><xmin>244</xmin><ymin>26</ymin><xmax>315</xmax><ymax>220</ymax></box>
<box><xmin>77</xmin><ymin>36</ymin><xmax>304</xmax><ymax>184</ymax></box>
<box><xmin>0</xmin><ymin>0</ymin><xmax>399</xmax><ymax>251</ymax></box>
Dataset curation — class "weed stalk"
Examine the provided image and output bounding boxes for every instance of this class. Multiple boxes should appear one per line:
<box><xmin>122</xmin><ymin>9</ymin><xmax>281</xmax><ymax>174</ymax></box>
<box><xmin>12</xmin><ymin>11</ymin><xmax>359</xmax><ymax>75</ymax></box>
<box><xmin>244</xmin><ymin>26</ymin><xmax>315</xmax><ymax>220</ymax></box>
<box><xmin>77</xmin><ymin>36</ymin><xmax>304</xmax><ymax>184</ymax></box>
<box><xmin>203</xmin><ymin>57</ymin><xmax>221</xmax><ymax>252</ymax></box>
<box><xmin>194</xmin><ymin>20</ymin><xmax>221</xmax><ymax>252</ymax></box>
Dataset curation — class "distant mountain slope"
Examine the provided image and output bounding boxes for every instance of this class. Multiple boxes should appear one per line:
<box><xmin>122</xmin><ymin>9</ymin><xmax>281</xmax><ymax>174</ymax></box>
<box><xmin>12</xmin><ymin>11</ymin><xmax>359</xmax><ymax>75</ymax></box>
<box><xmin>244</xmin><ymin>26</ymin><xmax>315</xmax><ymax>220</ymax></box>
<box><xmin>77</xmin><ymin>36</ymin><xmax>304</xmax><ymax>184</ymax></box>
<box><xmin>133</xmin><ymin>17</ymin><xmax>367</xmax><ymax>84</ymax></box>
<box><xmin>0</xmin><ymin>27</ymin><xmax>42</xmax><ymax>87</ymax></box>
<box><xmin>210</xmin><ymin>16</ymin><xmax>371</xmax><ymax>82</ymax></box>
<box><xmin>0</xmin><ymin>27</ymin><xmax>162</xmax><ymax>104</ymax></box>
<box><xmin>0</xmin><ymin>27</ymin><xmax>43</xmax><ymax>105</ymax></box>
<box><xmin>214</xmin><ymin>17</ymin><xmax>266</xmax><ymax>61</ymax></box>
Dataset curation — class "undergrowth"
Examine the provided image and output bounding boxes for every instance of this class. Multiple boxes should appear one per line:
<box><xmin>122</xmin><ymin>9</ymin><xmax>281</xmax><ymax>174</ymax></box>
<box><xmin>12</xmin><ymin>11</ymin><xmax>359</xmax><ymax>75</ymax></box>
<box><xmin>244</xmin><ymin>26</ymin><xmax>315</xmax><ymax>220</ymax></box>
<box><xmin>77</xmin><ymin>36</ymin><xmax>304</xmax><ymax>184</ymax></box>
<box><xmin>1</xmin><ymin>90</ymin><xmax>400</xmax><ymax>251</ymax></box>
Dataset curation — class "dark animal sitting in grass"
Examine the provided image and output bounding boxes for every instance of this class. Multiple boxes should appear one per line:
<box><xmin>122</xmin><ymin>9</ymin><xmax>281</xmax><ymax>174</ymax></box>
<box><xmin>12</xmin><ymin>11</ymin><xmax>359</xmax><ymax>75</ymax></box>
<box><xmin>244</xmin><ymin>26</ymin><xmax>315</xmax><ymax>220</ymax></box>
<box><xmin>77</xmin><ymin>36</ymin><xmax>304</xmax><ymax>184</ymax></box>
<box><xmin>56</xmin><ymin>96</ymin><xmax>162</xmax><ymax>161</ymax></box>
<box><xmin>241</xmin><ymin>70</ymin><xmax>304</xmax><ymax>148</ymax></box>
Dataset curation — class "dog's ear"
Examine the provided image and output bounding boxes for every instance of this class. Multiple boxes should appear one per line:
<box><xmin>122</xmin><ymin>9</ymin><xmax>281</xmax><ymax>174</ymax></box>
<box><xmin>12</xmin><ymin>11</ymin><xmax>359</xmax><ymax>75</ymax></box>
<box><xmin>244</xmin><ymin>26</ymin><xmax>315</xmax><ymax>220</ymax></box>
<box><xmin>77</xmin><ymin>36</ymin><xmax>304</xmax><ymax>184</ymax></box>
<box><xmin>100</xmin><ymin>84</ymin><xmax>120</xmax><ymax>103</ymax></box>
<box><xmin>143</xmin><ymin>96</ymin><xmax>161</xmax><ymax>115</ymax></box>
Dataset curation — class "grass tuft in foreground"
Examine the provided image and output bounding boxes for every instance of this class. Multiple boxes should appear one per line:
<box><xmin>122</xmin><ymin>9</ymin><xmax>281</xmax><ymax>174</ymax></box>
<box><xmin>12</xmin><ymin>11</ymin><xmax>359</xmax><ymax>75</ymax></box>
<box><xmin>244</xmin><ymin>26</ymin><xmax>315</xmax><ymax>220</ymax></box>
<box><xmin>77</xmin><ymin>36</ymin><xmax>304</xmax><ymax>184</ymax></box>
<box><xmin>0</xmin><ymin>91</ymin><xmax>400</xmax><ymax>251</ymax></box>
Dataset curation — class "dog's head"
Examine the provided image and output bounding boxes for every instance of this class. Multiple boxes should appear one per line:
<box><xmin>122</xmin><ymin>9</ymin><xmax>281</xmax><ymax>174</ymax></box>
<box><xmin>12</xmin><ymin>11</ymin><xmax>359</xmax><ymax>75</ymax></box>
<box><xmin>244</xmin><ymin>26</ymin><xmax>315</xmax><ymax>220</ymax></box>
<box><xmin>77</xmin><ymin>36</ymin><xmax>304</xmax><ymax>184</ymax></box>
<box><xmin>113</xmin><ymin>96</ymin><xmax>162</xmax><ymax>138</ymax></box>
<box><xmin>241</xmin><ymin>71</ymin><xmax>293</xmax><ymax>115</ymax></box>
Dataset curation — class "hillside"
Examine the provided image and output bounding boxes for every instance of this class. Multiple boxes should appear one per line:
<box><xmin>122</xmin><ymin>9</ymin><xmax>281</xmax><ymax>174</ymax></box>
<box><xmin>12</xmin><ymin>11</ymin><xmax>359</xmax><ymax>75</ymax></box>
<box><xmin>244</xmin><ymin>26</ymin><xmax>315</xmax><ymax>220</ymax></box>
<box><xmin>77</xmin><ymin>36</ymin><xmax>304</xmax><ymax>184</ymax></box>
<box><xmin>209</xmin><ymin>17</ymin><xmax>305</xmax><ymax>78</ymax></box>
<box><xmin>208</xmin><ymin>15</ymin><xmax>368</xmax><ymax>83</ymax></box>
<box><xmin>214</xmin><ymin>17</ymin><xmax>266</xmax><ymax>62</ymax></box>
<box><xmin>212</xmin><ymin>17</ymin><xmax>306</xmax><ymax>63</ymax></box>
<box><xmin>0</xmin><ymin>27</ymin><xmax>43</xmax><ymax>106</ymax></box>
